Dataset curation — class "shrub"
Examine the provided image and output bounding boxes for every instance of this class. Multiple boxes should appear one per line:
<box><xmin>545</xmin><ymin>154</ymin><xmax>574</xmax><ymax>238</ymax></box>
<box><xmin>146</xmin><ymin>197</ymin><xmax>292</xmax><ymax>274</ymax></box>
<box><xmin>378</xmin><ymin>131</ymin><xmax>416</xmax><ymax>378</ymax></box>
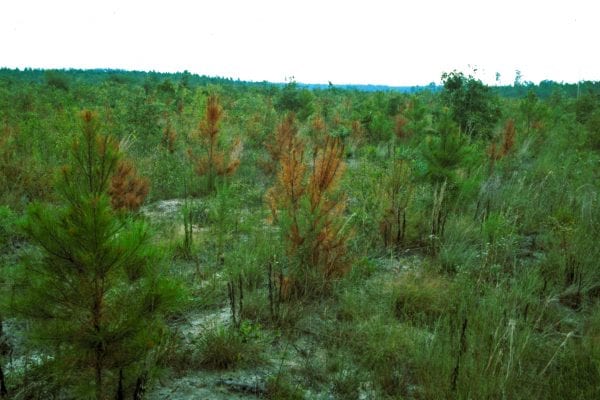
<box><xmin>275</xmin><ymin>81</ymin><xmax>314</xmax><ymax>121</ymax></box>
<box><xmin>441</xmin><ymin>70</ymin><xmax>501</xmax><ymax>138</ymax></box>
<box><xmin>44</xmin><ymin>70</ymin><xmax>70</xmax><ymax>91</ymax></box>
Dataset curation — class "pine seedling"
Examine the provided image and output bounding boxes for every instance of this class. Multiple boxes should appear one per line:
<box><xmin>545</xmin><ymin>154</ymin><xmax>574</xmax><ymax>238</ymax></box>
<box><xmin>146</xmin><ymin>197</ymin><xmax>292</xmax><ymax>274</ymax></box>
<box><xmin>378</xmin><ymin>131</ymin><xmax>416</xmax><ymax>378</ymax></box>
<box><xmin>306</xmin><ymin>137</ymin><xmax>350</xmax><ymax>279</ymax></box>
<box><xmin>350</xmin><ymin>120</ymin><xmax>364</xmax><ymax>142</ymax></box>
<box><xmin>162</xmin><ymin>118</ymin><xmax>177</xmax><ymax>153</ymax></box>
<box><xmin>487</xmin><ymin>141</ymin><xmax>500</xmax><ymax>175</ymax></box>
<box><xmin>11</xmin><ymin>110</ymin><xmax>183</xmax><ymax>399</ymax></box>
<box><xmin>420</xmin><ymin>111</ymin><xmax>472</xmax><ymax>252</ymax></box>
<box><xmin>188</xmin><ymin>95</ymin><xmax>242</xmax><ymax>192</ymax></box>
<box><xmin>265</xmin><ymin>127</ymin><xmax>305</xmax><ymax>223</ymax></box>
<box><xmin>486</xmin><ymin>118</ymin><xmax>517</xmax><ymax>175</ymax></box>
<box><xmin>395</xmin><ymin>113</ymin><xmax>409</xmax><ymax>140</ymax></box>
<box><xmin>421</xmin><ymin>111</ymin><xmax>471</xmax><ymax>187</ymax></box>
<box><xmin>500</xmin><ymin>119</ymin><xmax>516</xmax><ymax>157</ymax></box>
<box><xmin>267</xmin><ymin>134</ymin><xmax>351</xmax><ymax>297</ymax></box>
<box><xmin>262</xmin><ymin>113</ymin><xmax>298</xmax><ymax>175</ymax></box>
<box><xmin>309</xmin><ymin>114</ymin><xmax>328</xmax><ymax>158</ymax></box>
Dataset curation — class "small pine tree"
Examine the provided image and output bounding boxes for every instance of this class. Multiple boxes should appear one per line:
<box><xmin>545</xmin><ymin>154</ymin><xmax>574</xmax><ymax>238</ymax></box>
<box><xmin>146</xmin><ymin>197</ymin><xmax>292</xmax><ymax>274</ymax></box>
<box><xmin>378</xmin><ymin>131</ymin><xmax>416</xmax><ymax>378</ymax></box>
<box><xmin>500</xmin><ymin>119</ymin><xmax>516</xmax><ymax>157</ymax></box>
<box><xmin>308</xmin><ymin>114</ymin><xmax>328</xmax><ymax>158</ymax></box>
<box><xmin>11</xmin><ymin>110</ymin><xmax>182</xmax><ymax>399</ymax></box>
<box><xmin>188</xmin><ymin>95</ymin><xmax>242</xmax><ymax>192</ymax></box>
<box><xmin>267</xmin><ymin>134</ymin><xmax>351</xmax><ymax>296</ymax></box>
<box><xmin>162</xmin><ymin>119</ymin><xmax>177</xmax><ymax>154</ymax></box>
<box><xmin>421</xmin><ymin>110</ymin><xmax>473</xmax><ymax>245</ymax></box>
<box><xmin>261</xmin><ymin>113</ymin><xmax>298</xmax><ymax>175</ymax></box>
<box><xmin>486</xmin><ymin>118</ymin><xmax>517</xmax><ymax>175</ymax></box>
<box><xmin>350</xmin><ymin>120</ymin><xmax>364</xmax><ymax>145</ymax></box>
<box><xmin>394</xmin><ymin>113</ymin><xmax>409</xmax><ymax>140</ymax></box>
<box><xmin>421</xmin><ymin>110</ymin><xmax>472</xmax><ymax>187</ymax></box>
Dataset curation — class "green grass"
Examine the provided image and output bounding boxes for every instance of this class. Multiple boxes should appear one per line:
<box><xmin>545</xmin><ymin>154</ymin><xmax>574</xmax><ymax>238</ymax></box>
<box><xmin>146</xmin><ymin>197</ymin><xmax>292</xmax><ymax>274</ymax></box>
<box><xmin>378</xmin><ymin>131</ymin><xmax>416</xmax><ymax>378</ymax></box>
<box><xmin>195</xmin><ymin>324</ymin><xmax>266</xmax><ymax>370</ymax></box>
<box><xmin>1</xmin><ymin>69</ymin><xmax>599</xmax><ymax>399</ymax></box>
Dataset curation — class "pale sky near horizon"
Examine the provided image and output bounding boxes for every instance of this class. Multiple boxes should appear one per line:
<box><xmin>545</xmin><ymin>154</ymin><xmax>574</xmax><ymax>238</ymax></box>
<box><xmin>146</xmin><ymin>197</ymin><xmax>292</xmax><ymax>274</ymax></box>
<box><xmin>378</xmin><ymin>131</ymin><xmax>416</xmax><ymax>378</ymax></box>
<box><xmin>1</xmin><ymin>0</ymin><xmax>598</xmax><ymax>86</ymax></box>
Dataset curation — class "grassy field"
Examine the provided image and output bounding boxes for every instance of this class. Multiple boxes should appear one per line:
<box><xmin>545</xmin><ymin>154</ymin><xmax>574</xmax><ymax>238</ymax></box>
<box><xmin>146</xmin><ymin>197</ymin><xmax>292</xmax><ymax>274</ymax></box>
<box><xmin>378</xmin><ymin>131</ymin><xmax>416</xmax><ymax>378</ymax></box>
<box><xmin>0</xmin><ymin>69</ymin><xmax>599</xmax><ymax>399</ymax></box>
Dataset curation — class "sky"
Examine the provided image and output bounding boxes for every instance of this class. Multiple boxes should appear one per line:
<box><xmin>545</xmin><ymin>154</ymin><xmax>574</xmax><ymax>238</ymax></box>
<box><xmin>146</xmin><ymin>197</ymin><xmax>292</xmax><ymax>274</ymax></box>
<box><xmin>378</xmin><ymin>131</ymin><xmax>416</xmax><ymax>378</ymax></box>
<box><xmin>1</xmin><ymin>0</ymin><xmax>598</xmax><ymax>86</ymax></box>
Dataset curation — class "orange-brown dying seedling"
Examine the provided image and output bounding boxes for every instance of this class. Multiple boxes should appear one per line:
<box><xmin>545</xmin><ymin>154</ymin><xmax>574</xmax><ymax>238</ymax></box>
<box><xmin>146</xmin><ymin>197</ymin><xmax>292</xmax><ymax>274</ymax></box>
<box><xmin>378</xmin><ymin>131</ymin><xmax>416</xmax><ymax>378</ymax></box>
<box><xmin>487</xmin><ymin>118</ymin><xmax>517</xmax><ymax>175</ymax></box>
<box><xmin>108</xmin><ymin>159</ymin><xmax>150</xmax><ymax>212</ymax></box>
<box><xmin>267</xmin><ymin>133</ymin><xmax>351</xmax><ymax>294</ymax></box>
<box><xmin>262</xmin><ymin>113</ymin><xmax>298</xmax><ymax>175</ymax></box>
<box><xmin>500</xmin><ymin>119</ymin><xmax>516</xmax><ymax>157</ymax></box>
<box><xmin>162</xmin><ymin>119</ymin><xmax>177</xmax><ymax>153</ymax></box>
<box><xmin>395</xmin><ymin>114</ymin><xmax>409</xmax><ymax>140</ymax></box>
<box><xmin>188</xmin><ymin>95</ymin><xmax>242</xmax><ymax>190</ymax></box>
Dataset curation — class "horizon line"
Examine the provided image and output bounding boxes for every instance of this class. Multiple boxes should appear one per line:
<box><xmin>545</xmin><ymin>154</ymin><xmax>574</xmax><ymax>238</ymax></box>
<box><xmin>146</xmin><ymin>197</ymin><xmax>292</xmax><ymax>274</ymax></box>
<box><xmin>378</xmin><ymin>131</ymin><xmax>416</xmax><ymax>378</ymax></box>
<box><xmin>1</xmin><ymin>65</ymin><xmax>595</xmax><ymax>88</ymax></box>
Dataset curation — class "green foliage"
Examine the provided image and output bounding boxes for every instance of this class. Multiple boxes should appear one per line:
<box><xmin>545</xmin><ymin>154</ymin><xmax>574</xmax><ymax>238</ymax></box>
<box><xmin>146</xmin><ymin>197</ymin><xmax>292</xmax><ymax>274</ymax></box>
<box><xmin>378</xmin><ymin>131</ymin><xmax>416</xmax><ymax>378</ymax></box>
<box><xmin>401</xmin><ymin>95</ymin><xmax>431</xmax><ymax>138</ymax></box>
<box><xmin>9</xmin><ymin>111</ymin><xmax>184</xmax><ymax>399</ymax></box>
<box><xmin>275</xmin><ymin>81</ymin><xmax>314</xmax><ymax>121</ymax></box>
<box><xmin>420</xmin><ymin>110</ymin><xmax>474</xmax><ymax>186</ymax></box>
<box><xmin>265</xmin><ymin>375</ymin><xmax>305</xmax><ymax>399</ymax></box>
<box><xmin>343</xmin><ymin>157</ymin><xmax>385</xmax><ymax>253</ymax></box>
<box><xmin>0</xmin><ymin>68</ymin><xmax>599</xmax><ymax>399</ymax></box>
<box><xmin>410</xmin><ymin>273</ymin><xmax>599</xmax><ymax>399</ymax></box>
<box><xmin>585</xmin><ymin>108</ymin><xmax>600</xmax><ymax>150</ymax></box>
<box><xmin>364</xmin><ymin>112</ymin><xmax>394</xmax><ymax>142</ymax></box>
<box><xmin>480</xmin><ymin>210</ymin><xmax>519</xmax><ymax>269</ymax></box>
<box><xmin>353</xmin><ymin>318</ymin><xmax>421</xmax><ymax>396</ymax></box>
<box><xmin>127</xmin><ymin>87</ymin><xmax>163</xmax><ymax>139</ymax></box>
<box><xmin>225</xmin><ymin>216</ymin><xmax>275</xmax><ymax>293</ymax></box>
<box><xmin>207</xmin><ymin>182</ymin><xmax>239</xmax><ymax>266</ymax></box>
<box><xmin>520</xmin><ymin>89</ymin><xmax>546</xmax><ymax>133</ymax></box>
<box><xmin>177</xmin><ymin>196</ymin><xmax>201</xmax><ymax>261</ymax></box>
<box><xmin>438</xmin><ymin>215</ymin><xmax>480</xmax><ymax>273</ymax></box>
<box><xmin>575</xmin><ymin>91</ymin><xmax>598</xmax><ymax>124</ymax></box>
<box><xmin>0</xmin><ymin>123</ymin><xmax>54</xmax><ymax>208</ymax></box>
<box><xmin>392</xmin><ymin>273</ymin><xmax>457</xmax><ymax>326</ymax></box>
<box><xmin>44</xmin><ymin>70</ymin><xmax>70</xmax><ymax>91</ymax></box>
<box><xmin>441</xmin><ymin>70</ymin><xmax>501</xmax><ymax>137</ymax></box>
<box><xmin>194</xmin><ymin>324</ymin><xmax>265</xmax><ymax>370</ymax></box>
<box><xmin>141</xmin><ymin>148</ymin><xmax>190</xmax><ymax>201</ymax></box>
<box><xmin>0</xmin><ymin>206</ymin><xmax>19</xmax><ymax>252</ymax></box>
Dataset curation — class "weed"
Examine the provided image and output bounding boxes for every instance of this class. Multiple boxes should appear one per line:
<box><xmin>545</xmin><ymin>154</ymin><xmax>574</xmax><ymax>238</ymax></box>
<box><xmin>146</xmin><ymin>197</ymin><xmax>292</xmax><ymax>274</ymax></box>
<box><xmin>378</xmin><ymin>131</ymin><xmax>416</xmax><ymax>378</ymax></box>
<box><xmin>195</xmin><ymin>324</ymin><xmax>265</xmax><ymax>370</ymax></box>
<box><xmin>264</xmin><ymin>375</ymin><xmax>304</xmax><ymax>400</ymax></box>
